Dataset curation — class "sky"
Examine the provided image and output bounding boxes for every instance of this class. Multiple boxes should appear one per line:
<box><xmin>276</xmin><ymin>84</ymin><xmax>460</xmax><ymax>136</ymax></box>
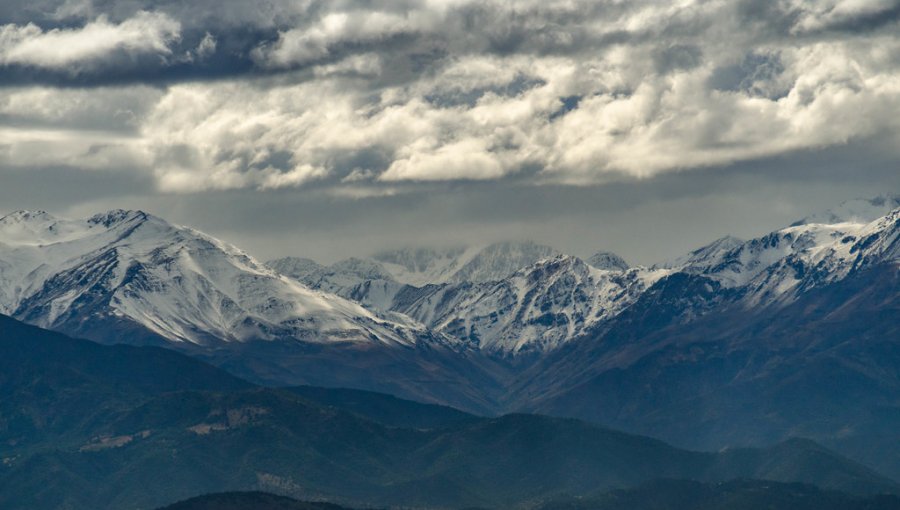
<box><xmin>1</xmin><ymin>0</ymin><xmax>899</xmax><ymax>265</ymax></box>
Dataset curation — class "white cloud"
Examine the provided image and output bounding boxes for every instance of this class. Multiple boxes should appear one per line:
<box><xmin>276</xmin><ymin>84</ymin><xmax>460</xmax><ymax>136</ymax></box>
<box><xmin>196</xmin><ymin>32</ymin><xmax>217</xmax><ymax>58</ymax></box>
<box><xmin>381</xmin><ymin>138</ymin><xmax>508</xmax><ymax>181</ymax></box>
<box><xmin>0</xmin><ymin>85</ymin><xmax>163</xmax><ymax>130</ymax></box>
<box><xmin>254</xmin><ymin>11</ymin><xmax>422</xmax><ymax>69</ymax></box>
<box><xmin>791</xmin><ymin>0</ymin><xmax>900</xmax><ymax>33</ymax></box>
<box><xmin>0</xmin><ymin>11</ymin><xmax>180</xmax><ymax>72</ymax></box>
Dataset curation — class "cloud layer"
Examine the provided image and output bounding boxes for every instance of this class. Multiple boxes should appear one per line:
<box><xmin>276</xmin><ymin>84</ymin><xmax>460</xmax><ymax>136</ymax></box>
<box><xmin>0</xmin><ymin>12</ymin><xmax>180</xmax><ymax>72</ymax></box>
<box><xmin>2</xmin><ymin>0</ymin><xmax>900</xmax><ymax>191</ymax></box>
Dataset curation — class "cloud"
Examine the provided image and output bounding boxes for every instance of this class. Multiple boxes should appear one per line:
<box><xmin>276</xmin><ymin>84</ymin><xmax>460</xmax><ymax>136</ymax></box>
<box><xmin>195</xmin><ymin>32</ymin><xmax>216</xmax><ymax>59</ymax></box>
<box><xmin>0</xmin><ymin>11</ymin><xmax>180</xmax><ymax>73</ymax></box>
<box><xmin>790</xmin><ymin>0</ymin><xmax>900</xmax><ymax>34</ymax></box>
<box><xmin>253</xmin><ymin>11</ymin><xmax>421</xmax><ymax>69</ymax></box>
<box><xmin>381</xmin><ymin>138</ymin><xmax>509</xmax><ymax>181</ymax></box>
<box><xmin>1</xmin><ymin>0</ymin><xmax>900</xmax><ymax>191</ymax></box>
<box><xmin>0</xmin><ymin>85</ymin><xmax>162</xmax><ymax>131</ymax></box>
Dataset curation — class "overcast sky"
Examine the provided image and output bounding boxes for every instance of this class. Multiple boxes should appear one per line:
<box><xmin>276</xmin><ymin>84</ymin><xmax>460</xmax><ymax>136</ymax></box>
<box><xmin>2</xmin><ymin>0</ymin><xmax>899</xmax><ymax>264</ymax></box>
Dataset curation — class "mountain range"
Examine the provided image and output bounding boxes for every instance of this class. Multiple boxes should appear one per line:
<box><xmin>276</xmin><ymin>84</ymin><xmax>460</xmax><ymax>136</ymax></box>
<box><xmin>0</xmin><ymin>194</ymin><xmax>898</xmax><ymax>481</ymax></box>
<box><xmin>1</xmin><ymin>314</ymin><xmax>897</xmax><ymax>510</ymax></box>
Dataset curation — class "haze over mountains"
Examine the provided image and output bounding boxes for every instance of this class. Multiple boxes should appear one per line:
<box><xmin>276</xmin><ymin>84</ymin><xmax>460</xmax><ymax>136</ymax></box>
<box><xmin>0</xmin><ymin>194</ymin><xmax>898</xmax><ymax>483</ymax></box>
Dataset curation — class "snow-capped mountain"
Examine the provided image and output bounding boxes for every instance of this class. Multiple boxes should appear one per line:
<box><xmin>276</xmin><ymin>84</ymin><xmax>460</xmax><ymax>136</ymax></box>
<box><xmin>791</xmin><ymin>193</ymin><xmax>900</xmax><ymax>227</ymax></box>
<box><xmin>391</xmin><ymin>256</ymin><xmax>667</xmax><ymax>355</ymax></box>
<box><xmin>0</xmin><ymin>209</ymin><xmax>426</xmax><ymax>347</ymax></box>
<box><xmin>266</xmin><ymin>256</ymin><xmax>324</xmax><ymax>281</ymax></box>
<box><xmin>369</xmin><ymin>241</ymin><xmax>560</xmax><ymax>285</ymax></box>
<box><xmin>369</xmin><ymin>246</ymin><xmax>472</xmax><ymax>286</ymax></box>
<box><xmin>274</xmin><ymin>256</ymin><xmax>667</xmax><ymax>356</ymax></box>
<box><xmin>444</xmin><ymin>241</ymin><xmax>561</xmax><ymax>283</ymax></box>
<box><xmin>270</xmin><ymin>243</ymin><xmax>656</xmax><ymax>355</ymax></box>
<box><xmin>666</xmin><ymin>203</ymin><xmax>899</xmax><ymax>306</ymax></box>
<box><xmin>268</xmin><ymin>199</ymin><xmax>899</xmax><ymax>357</ymax></box>
<box><xmin>587</xmin><ymin>251</ymin><xmax>629</xmax><ymax>271</ymax></box>
<box><xmin>508</xmin><ymin>202</ymin><xmax>900</xmax><ymax>478</ymax></box>
<box><xmin>298</xmin><ymin>257</ymin><xmax>406</xmax><ymax>312</ymax></box>
<box><xmin>6</xmin><ymin>197</ymin><xmax>897</xmax><ymax>361</ymax></box>
<box><xmin>269</xmin><ymin>242</ymin><xmax>566</xmax><ymax>317</ymax></box>
<box><xmin>654</xmin><ymin>236</ymin><xmax>745</xmax><ymax>270</ymax></box>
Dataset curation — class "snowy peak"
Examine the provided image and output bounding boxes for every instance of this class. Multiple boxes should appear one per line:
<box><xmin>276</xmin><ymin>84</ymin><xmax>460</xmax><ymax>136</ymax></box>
<box><xmin>370</xmin><ymin>241</ymin><xmax>560</xmax><ymax>285</ymax></box>
<box><xmin>267</xmin><ymin>256</ymin><xmax>324</xmax><ymax>280</ymax></box>
<box><xmin>656</xmin><ymin>196</ymin><xmax>898</xmax><ymax>293</ymax></box>
<box><xmin>847</xmin><ymin>207</ymin><xmax>900</xmax><ymax>266</ymax></box>
<box><xmin>0</xmin><ymin>211</ymin><xmax>62</xmax><ymax>245</ymax></box>
<box><xmin>373</xmin><ymin>246</ymin><xmax>467</xmax><ymax>274</ymax></box>
<box><xmin>656</xmin><ymin>236</ymin><xmax>745</xmax><ymax>270</ymax></box>
<box><xmin>372</xmin><ymin>246</ymin><xmax>472</xmax><ymax>286</ymax></box>
<box><xmin>0</xmin><ymin>210</ymin><xmax>112</xmax><ymax>248</ymax></box>
<box><xmin>295</xmin><ymin>257</ymin><xmax>405</xmax><ymax>312</ymax></box>
<box><xmin>327</xmin><ymin>257</ymin><xmax>396</xmax><ymax>282</ymax></box>
<box><xmin>0</xmin><ymin>210</ymin><xmax>57</xmax><ymax>224</ymax></box>
<box><xmin>448</xmin><ymin>241</ymin><xmax>560</xmax><ymax>283</ymax></box>
<box><xmin>791</xmin><ymin>194</ymin><xmax>900</xmax><ymax>227</ymax></box>
<box><xmin>393</xmin><ymin>253</ymin><xmax>667</xmax><ymax>355</ymax></box>
<box><xmin>385</xmin><ymin>198</ymin><xmax>899</xmax><ymax>355</ymax></box>
<box><xmin>86</xmin><ymin>209</ymin><xmax>152</xmax><ymax>228</ymax></box>
<box><xmin>0</xmin><ymin>209</ymin><xmax>427</xmax><ymax>348</ymax></box>
<box><xmin>587</xmin><ymin>251</ymin><xmax>629</xmax><ymax>271</ymax></box>
<box><xmin>664</xmin><ymin>207</ymin><xmax>900</xmax><ymax>307</ymax></box>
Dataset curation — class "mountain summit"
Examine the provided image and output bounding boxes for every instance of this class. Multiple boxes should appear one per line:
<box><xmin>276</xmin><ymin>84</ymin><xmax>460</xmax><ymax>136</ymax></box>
<box><xmin>791</xmin><ymin>194</ymin><xmax>900</xmax><ymax>226</ymax></box>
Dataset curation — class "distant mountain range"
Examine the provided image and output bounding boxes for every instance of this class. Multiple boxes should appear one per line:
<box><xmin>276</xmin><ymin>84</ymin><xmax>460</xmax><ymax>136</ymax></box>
<box><xmin>0</xmin><ymin>194</ymin><xmax>898</xmax><ymax>481</ymax></box>
<box><xmin>2</xmin><ymin>314</ymin><xmax>897</xmax><ymax>510</ymax></box>
<box><xmin>267</xmin><ymin>195</ymin><xmax>899</xmax><ymax>358</ymax></box>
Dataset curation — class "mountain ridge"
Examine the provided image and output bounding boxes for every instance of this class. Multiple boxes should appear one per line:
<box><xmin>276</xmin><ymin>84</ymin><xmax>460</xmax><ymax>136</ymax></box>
<box><xmin>0</xmin><ymin>208</ymin><xmax>433</xmax><ymax>348</ymax></box>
